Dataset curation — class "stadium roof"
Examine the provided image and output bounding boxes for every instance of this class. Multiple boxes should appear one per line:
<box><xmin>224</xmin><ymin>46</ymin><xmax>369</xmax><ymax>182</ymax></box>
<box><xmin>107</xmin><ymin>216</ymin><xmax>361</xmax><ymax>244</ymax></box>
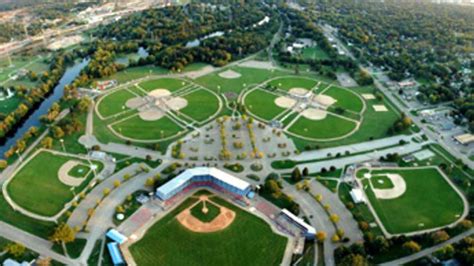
<box><xmin>107</xmin><ymin>242</ymin><xmax>125</xmax><ymax>265</ymax></box>
<box><xmin>281</xmin><ymin>209</ymin><xmax>316</xmax><ymax>235</ymax></box>
<box><xmin>106</xmin><ymin>229</ymin><xmax>128</xmax><ymax>245</ymax></box>
<box><xmin>157</xmin><ymin>167</ymin><xmax>251</xmax><ymax>196</ymax></box>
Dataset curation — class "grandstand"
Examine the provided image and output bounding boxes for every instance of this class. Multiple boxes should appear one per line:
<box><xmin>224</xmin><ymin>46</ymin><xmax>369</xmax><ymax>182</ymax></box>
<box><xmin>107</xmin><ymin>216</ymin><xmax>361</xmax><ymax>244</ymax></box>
<box><xmin>277</xmin><ymin>209</ymin><xmax>316</xmax><ymax>240</ymax></box>
<box><xmin>156</xmin><ymin>167</ymin><xmax>253</xmax><ymax>205</ymax></box>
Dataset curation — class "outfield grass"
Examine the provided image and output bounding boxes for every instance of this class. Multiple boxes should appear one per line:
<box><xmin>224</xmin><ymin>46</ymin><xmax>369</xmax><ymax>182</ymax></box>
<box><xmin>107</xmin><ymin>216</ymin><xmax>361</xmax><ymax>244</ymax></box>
<box><xmin>322</xmin><ymin>87</ymin><xmax>364</xmax><ymax>113</ymax></box>
<box><xmin>112</xmin><ymin>115</ymin><xmax>184</xmax><ymax>141</ymax></box>
<box><xmin>7</xmin><ymin>151</ymin><xmax>103</xmax><ymax>216</ymax></box>
<box><xmin>0</xmin><ymin>96</ymin><xmax>22</xmax><ymax>114</ymax></box>
<box><xmin>97</xmin><ymin>89</ymin><xmax>136</xmax><ymax>118</ymax></box>
<box><xmin>190</xmin><ymin>201</ymin><xmax>221</xmax><ymax>223</ymax></box>
<box><xmin>180</xmin><ymin>89</ymin><xmax>219</xmax><ymax>122</ymax></box>
<box><xmin>138</xmin><ymin>78</ymin><xmax>187</xmax><ymax>92</ymax></box>
<box><xmin>288</xmin><ymin>114</ymin><xmax>357</xmax><ymax>139</ymax></box>
<box><xmin>362</xmin><ymin>167</ymin><xmax>465</xmax><ymax>234</ymax></box>
<box><xmin>244</xmin><ymin>89</ymin><xmax>286</xmax><ymax>121</ymax></box>
<box><xmin>130</xmin><ymin>192</ymin><xmax>287</xmax><ymax>266</ymax></box>
<box><xmin>268</xmin><ymin>76</ymin><xmax>318</xmax><ymax>91</ymax></box>
<box><xmin>98</xmin><ymin>65</ymin><xmax>169</xmax><ymax>84</ymax></box>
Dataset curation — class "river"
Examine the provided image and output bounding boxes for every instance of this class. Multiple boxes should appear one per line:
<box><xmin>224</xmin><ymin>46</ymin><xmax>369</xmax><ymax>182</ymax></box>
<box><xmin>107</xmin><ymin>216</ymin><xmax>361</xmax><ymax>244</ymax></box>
<box><xmin>0</xmin><ymin>58</ymin><xmax>90</xmax><ymax>158</ymax></box>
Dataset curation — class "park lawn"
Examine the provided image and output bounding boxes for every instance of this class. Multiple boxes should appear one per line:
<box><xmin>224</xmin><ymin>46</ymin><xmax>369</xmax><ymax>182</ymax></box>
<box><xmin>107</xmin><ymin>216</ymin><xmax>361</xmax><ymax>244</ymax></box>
<box><xmin>268</xmin><ymin>76</ymin><xmax>318</xmax><ymax>91</ymax></box>
<box><xmin>67</xmin><ymin>164</ymin><xmax>90</xmax><ymax>178</ymax></box>
<box><xmin>244</xmin><ymin>89</ymin><xmax>286</xmax><ymax>121</ymax></box>
<box><xmin>288</xmin><ymin>114</ymin><xmax>357</xmax><ymax>139</ymax></box>
<box><xmin>0</xmin><ymin>96</ymin><xmax>22</xmax><ymax>114</ymax></box>
<box><xmin>363</xmin><ymin>167</ymin><xmax>465</xmax><ymax>234</ymax></box>
<box><xmin>322</xmin><ymin>86</ymin><xmax>364</xmax><ymax>113</ymax></box>
<box><xmin>112</xmin><ymin>115</ymin><xmax>184</xmax><ymax>141</ymax></box>
<box><xmin>130</xmin><ymin>192</ymin><xmax>287</xmax><ymax>266</ymax></box>
<box><xmin>97</xmin><ymin>89</ymin><xmax>136</xmax><ymax>118</ymax></box>
<box><xmin>180</xmin><ymin>89</ymin><xmax>219</xmax><ymax>122</ymax></box>
<box><xmin>138</xmin><ymin>78</ymin><xmax>187</xmax><ymax>92</ymax></box>
<box><xmin>190</xmin><ymin>201</ymin><xmax>221</xmax><ymax>223</ymax></box>
<box><xmin>195</xmin><ymin>66</ymin><xmax>288</xmax><ymax>94</ymax></box>
<box><xmin>301</xmin><ymin>46</ymin><xmax>330</xmax><ymax>60</ymax></box>
<box><xmin>98</xmin><ymin>65</ymin><xmax>169</xmax><ymax>84</ymax></box>
<box><xmin>370</xmin><ymin>175</ymin><xmax>394</xmax><ymax>189</ymax></box>
<box><xmin>7</xmin><ymin>151</ymin><xmax>103</xmax><ymax>217</ymax></box>
<box><xmin>0</xmin><ymin>192</ymin><xmax>56</xmax><ymax>239</ymax></box>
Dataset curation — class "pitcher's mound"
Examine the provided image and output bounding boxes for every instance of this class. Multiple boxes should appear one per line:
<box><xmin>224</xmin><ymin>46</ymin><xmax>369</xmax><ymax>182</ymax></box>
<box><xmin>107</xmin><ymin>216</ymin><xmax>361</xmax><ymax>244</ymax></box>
<box><xmin>218</xmin><ymin>70</ymin><xmax>241</xmax><ymax>79</ymax></box>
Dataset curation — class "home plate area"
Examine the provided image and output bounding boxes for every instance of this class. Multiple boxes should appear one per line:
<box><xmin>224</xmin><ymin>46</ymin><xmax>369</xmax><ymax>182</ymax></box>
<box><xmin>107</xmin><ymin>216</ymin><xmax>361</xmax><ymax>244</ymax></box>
<box><xmin>177</xmin><ymin>195</ymin><xmax>236</xmax><ymax>233</ymax></box>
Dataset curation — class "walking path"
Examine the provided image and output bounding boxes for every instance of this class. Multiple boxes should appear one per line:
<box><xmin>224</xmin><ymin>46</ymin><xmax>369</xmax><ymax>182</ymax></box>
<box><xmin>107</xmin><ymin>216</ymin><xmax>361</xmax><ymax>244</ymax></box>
<box><xmin>380</xmin><ymin>228</ymin><xmax>474</xmax><ymax>266</ymax></box>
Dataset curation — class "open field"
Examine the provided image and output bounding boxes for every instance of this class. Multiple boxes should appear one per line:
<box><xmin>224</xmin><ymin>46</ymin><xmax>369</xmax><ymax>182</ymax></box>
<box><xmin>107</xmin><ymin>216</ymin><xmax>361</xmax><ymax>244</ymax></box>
<box><xmin>98</xmin><ymin>65</ymin><xmax>169</xmax><ymax>84</ymax></box>
<box><xmin>138</xmin><ymin>78</ymin><xmax>187</xmax><ymax>92</ymax></box>
<box><xmin>130</xmin><ymin>192</ymin><xmax>287</xmax><ymax>266</ymax></box>
<box><xmin>6</xmin><ymin>150</ymin><xmax>103</xmax><ymax>217</ymax></box>
<box><xmin>301</xmin><ymin>46</ymin><xmax>330</xmax><ymax>60</ymax></box>
<box><xmin>111</xmin><ymin>115</ymin><xmax>184</xmax><ymax>141</ymax></box>
<box><xmin>360</xmin><ymin>167</ymin><xmax>466</xmax><ymax>235</ymax></box>
<box><xmin>323</xmin><ymin>87</ymin><xmax>364</xmax><ymax>113</ymax></box>
<box><xmin>267</xmin><ymin>76</ymin><xmax>318</xmax><ymax>91</ymax></box>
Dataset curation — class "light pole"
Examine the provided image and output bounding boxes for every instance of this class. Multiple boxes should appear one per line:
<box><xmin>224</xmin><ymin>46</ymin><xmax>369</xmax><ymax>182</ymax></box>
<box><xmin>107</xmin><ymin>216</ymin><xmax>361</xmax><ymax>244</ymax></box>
<box><xmin>16</xmin><ymin>150</ymin><xmax>23</xmax><ymax>163</ymax></box>
<box><xmin>60</xmin><ymin>139</ymin><xmax>66</xmax><ymax>152</ymax></box>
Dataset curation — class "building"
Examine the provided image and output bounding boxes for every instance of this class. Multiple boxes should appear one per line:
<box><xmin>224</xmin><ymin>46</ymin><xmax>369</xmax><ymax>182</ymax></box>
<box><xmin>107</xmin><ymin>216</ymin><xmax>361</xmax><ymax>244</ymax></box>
<box><xmin>350</xmin><ymin>188</ymin><xmax>366</xmax><ymax>204</ymax></box>
<box><xmin>279</xmin><ymin>209</ymin><xmax>316</xmax><ymax>240</ymax></box>
<box><xmin>107</xmin><ymin>242</ymin><xmax>125</xmax><ymax>266</ymax></box>
<box><xmin>454</xmin><ymin>133</ymin><xmax>474</xmax><ymax>145</ymax></box>
<box><xmin>156</xmin><ymin>167</ymin><xmax>252</xmax><ymax>202</ymax></box>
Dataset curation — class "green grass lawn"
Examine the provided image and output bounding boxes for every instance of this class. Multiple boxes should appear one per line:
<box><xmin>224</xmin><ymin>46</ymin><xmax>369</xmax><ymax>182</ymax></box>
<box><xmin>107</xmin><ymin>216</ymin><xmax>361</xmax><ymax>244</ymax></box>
<box><xmin>0</xmin><ymin>96</ymin><xmax>22</xmax><ymax>114</ymax></box>
<box><xmin>195</xmin><ymin>66</ymin><xmax>289</xmax><ymax>94</ymax></box>
<box><xmin>190</xmin><ymin>201</ymin><xmax>221</xmax><ymax>223</ymax></box>
<box><xmin>362</xmin><ymin>167</ymin><xmax>465</xmax><ymax>234</ymax></box>
<box><xmin>288</xmin><ymin>114</ymin><xmax>357</xmax><ymax>140</ymax></box>
<box><xmin>322</xmin><ymin>86</ymin><xmax>364</xmax><ymax>113</ymax></box>
<box><xmin>130</xmin><ymin>191</ymin><xmax>287</xmax><ymax>266</ymax></box>
<box><xmin>370</xmin><ymin>175</ymin><xmax>394</xmax><ymax>189</ymax></box>
<box><xmin>112</xmin><ymin>115</ymin><xmax>184</xmax><ymax>141</ymax></box>
<box><xmin>6</xmin><ymin>151</ymin><xmax>103</xmax><ymax>217</ymax></box>
<box><xmin>97</xmin><ymin>89</ymin><xmax>136</xmax><ymax>118</ymax></box>
<box><xmin>180</xmin><ymin>89</ymin><xmax>219</xmax><ymax>122</ymax></box>
<box><xmin>268</xmin><ymin>76</ymin><xmax>318</xmax><ymax>91</ymax></box>
<box><xmin>300</xmin><ymin>46</ymin><xmax>330</xmax><ymax>60</ymax></box>
<box><xmin>138</xmin><ymin>78</ymin><xmax>187</xmax><ymax>92</ymax></box>
<box><xmin>244</xmin><ymin>89</ymin><xmax>286</xmax><ymax>121</ymax></box>
<box><xmin>98</xmin><ymin>65</ymin><xmax>169</xmax><ymax>84</ymax></box>
<box><xmin>67</xmin><ymin>164</ymin><xmax>90</xmax><ymax>178</ymax></box>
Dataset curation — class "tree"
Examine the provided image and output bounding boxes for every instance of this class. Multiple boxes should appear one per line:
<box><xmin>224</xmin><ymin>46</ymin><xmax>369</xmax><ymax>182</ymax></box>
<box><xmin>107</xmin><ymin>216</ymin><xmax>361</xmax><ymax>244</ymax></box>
<box><xmin>291</xmin><ymin>167</ymin><xmax>302</xmax><ymax>182</ymax></box>
<box><xmin>0</xmin><ymin>160</ymin><xmax>7</xmax><ymax>169</ymax></box>
<box><xmin>330</xmin><ymin>213</ymin><xmax>340</xmax><ymax>223</ymax></box>
<box><xmin>145</xmin><ymin>177</ymin><xmax>155</xmax><ymax>187</ymax></box>
<box><xmin>103</xmin><ymin>188</ymin><xmax>111</xmax><ymax>197</ymax></box>
<box><xmin>431</xmin><ymin>230</ymin><xmax>450</xmax><ymax>244</ymax></box>
<box><xmin>302</xmin><ymin>167</ymin><xmax>309</xmax><ymax>176</ymax></box>
<box><xmin>402</xmin><ymin>240</ymin><xmax>421</xmax><ymax>253</ymax></box>
<box><xmin>36</xmin><ymin>257</ymin><xmax>52</xmax><ymax>266</ymax></box>
<box><xmin>113</xmin><ymin>180</ymin><xmax>121</xmax><ymax>188</ymax></box>
<box><xmin>41</xmin><ymin>137</ymin><xmax>54</xmax><ymax>149</ymax></box>
<box><xmin>316</xmin><ymin>231</ymin><xmax>327</xmax><ymax>242</ymax></box>
<box><xmin>52</xmin><ymin>126</ymin><xmax>65</xmax><ymax>139</ymax></box>
<box><xmin>50</xmin><ymin>223</ymin><xmax>75</xmax><ymax>244</ymax></box>
<box><xmin>3</xmin><ymin>242</ymin><xmax>26</xmax><ymax>258</ymax></box>
<box><xmin>339</xmin><ymin>254</ymin><xmax>368</xmax><ymax>266</ymax></box>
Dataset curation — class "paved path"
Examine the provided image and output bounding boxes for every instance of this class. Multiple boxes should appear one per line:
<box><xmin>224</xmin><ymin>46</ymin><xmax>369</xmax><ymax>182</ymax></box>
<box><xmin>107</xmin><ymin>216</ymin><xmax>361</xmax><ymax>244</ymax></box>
<box><xmin>288</xmin><ymin>141</ymin><xmax>427</xmax><ymax>174</ymax></box>
<box><xmin>0</xmin><ymin>221</ymin><xmax>75</xmax><ymax>265</ymax></box>
<box><xmin>380</xmin><ymin>228</ymin><xmax>474</xmax><ymax>266</ymax></box>
<box><xmin>293</xmin><ymin>134</ymin><xmax>421</xmax><ymax>162</ymax></box>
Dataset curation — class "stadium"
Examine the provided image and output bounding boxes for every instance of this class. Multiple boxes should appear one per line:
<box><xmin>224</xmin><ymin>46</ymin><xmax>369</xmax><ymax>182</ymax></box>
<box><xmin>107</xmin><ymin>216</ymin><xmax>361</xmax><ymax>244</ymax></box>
<box><xmin>156</xmin><ymin>167</ymin><xmax>254</xmax><ymax>206</ymax></box>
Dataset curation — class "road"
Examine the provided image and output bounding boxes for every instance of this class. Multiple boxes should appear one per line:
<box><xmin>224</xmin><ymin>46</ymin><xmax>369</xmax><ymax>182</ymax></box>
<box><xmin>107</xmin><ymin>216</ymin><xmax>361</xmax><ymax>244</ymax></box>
<box><xmin>380</xmin><ymin>228</ymin><xmax>474</xmax><ymax>266</ymax></box>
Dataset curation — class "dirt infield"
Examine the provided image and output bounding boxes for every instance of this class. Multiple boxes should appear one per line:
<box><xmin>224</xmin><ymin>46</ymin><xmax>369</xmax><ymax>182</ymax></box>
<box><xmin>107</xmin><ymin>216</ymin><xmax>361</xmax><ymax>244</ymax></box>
<box><xmin>371</xmin><ymin>174</ymin><xmax>407</xmax><ymax>199</ymax></box>
<box><xmin>301</xmin><ymin>108</ymin><xmax>327</xmax><ymax>120</ymax></box>
<box><xmin>139</xmin><ymin>109</ymin><xmax>165</xmax><ymax>121</ymax></box>
<box><xmin>149</xmin><ymin>89</ymin><xmax>172</xmax><ymax>98</ymax></box>
<box><xmin>126</xmin><ymin>97</ymin><xmax>146</xmax><ymax>109</ymax></box>
<box><xmin>58</xmin><ymin>160</ymin><xmax>88</xmax><ymax>187</ymax></box>
<box><xmin>275</xmin><ymin>96</ymin><xmax>297</xmax><ymax>108</ymax></box>
<box><xmin>218</xmin><ymin>69</ymin><xmax>242</xmax><ymax>79</ymax></box>
<box><xmin>313</xmin><ymin>94</ymin><xmax>337</xmax><ymax>107</ymax></box>
<box><xmin>177</xmin><ymin>197</ymin><xmax>236</xmax><ymax>233</ymax></box>
<box><xmin>362</xmin><ymin>93</ymin><xmax>376</xmax><ymax>100</ymax></box>
<box><xmin>289</xmin><ymin>88</ymin><xmax>309</xmax><ymax>97</ymax></box>
<box><xmin>373</xmin><ymin>105</ymin><xmax>388</xmax><ymax>112</ymax></box>
<box><xmin>163</xmin><ymin>97</ymin><xmax>188</xmax><ymax>111</ymax></box>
